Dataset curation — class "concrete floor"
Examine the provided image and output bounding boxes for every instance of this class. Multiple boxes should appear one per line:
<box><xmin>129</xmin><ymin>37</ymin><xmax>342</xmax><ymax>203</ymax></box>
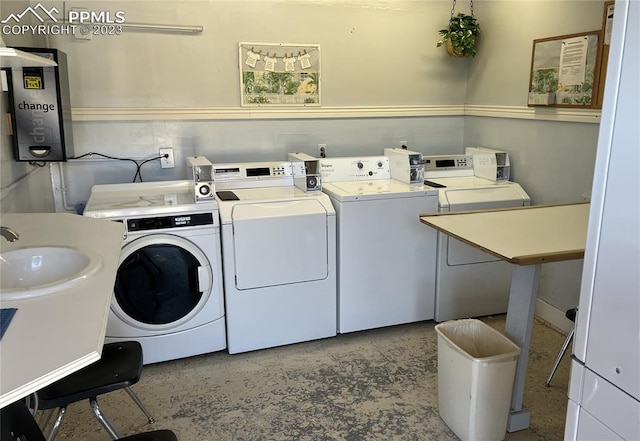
<box><xmin>48</xmin><ymin>315</ymin><xmax>571</xmax><ymax>441</ymax></box>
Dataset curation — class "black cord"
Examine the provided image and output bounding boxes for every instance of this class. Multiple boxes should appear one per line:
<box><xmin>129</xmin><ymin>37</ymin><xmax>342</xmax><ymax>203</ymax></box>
<box><xmin>133</xmin><ymin>156</ymin><xmax>164</xmax><ymax>182</ymax></box>
<box><xmin>69</xmin><ymin>152</ymin><xmax>165</xmax><ymax>182</ymax></box>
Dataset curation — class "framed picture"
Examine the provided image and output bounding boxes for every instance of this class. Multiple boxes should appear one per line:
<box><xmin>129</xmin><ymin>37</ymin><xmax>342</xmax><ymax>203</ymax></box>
<box><xmin>239</xmin><ymin>42</ymin><xmax>320</xmax><ymax>107</ymax></box>
<box><xmin>528</xmin><ymin>30</ymin><xmax>602</xmax><ymax>108</ymax></box>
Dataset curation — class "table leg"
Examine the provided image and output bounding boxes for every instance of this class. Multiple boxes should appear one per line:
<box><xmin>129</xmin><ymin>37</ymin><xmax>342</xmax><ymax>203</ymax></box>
<box><xmin>504</xmin><ymin>263</ymin><xmax>541</xmax><ymax>432</ymax></box>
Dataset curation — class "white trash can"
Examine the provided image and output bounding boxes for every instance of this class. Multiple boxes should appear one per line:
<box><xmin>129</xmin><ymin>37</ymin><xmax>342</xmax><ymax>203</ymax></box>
<box><xmin>435</xmin><ymin>319</ymin><xmax>521</xmax><ymax>441</ymax></box>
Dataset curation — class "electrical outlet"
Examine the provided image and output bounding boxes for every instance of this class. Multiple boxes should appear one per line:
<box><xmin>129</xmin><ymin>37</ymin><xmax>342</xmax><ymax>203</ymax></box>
<box><xmin>318</xmin><ymin>143</ymin><xmax>327</xmax><ymax>158</ymax></box>
<box><xmin>159</xmin><ymin>148</ymin><xmax>175</xmax><ymax>168</ymax></box>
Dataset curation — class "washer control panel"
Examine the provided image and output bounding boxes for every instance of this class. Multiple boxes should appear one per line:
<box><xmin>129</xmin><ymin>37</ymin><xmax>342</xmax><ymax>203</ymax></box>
<box><xmin>319</xmin><ymin>156</ymin><xmax>390</xmax><ymax>182</ymax></box>
<box><xmin>213</xmin><ymin>162</ymin><xmax>293</xmax><ymax>181</ymax></box>
<box><xmin>423</xmin><ymin>155</ymin><xmax>473</xmax><ymax>172</ymax></box>
<box><xmin>423</xmin><ymin>154</ymin><xmax>475</xmax><ymax>179</ymax></box>
<box><xmin>212</xmin><ymin>161</ymin><xmax>296</xmax><ymax>190</ymax></box>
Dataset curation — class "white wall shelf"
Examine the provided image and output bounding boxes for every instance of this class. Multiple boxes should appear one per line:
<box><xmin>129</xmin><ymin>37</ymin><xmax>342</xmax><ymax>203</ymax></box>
<box><xmin>0</xmin><ymin>48</ymin><xmax>57</xmax><ymax>68</ymax></box>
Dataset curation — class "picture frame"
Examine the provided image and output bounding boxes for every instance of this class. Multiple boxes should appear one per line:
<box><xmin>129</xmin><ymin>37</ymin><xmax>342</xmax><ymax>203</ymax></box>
<box><xmin>528</xmin><ymin>30</ymin><xmax>602</xmax><ymax>108</ymax></box>
<box><xmin>239</xmin><ymin>42</ymin><xmax>321</xmax><ymax>107</ymax></box>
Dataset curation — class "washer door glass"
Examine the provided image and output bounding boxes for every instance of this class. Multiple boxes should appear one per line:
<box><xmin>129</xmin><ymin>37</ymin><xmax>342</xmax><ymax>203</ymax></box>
<box><xmin>115</xmin><ymin>234</ymin><xmax>211</xmax><ymax>329</ymax></box>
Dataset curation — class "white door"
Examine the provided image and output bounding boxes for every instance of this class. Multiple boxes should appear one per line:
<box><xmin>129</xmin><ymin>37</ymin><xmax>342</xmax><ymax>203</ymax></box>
<box><xmin>231</xmin><ymin>199</ymin><xmax>329</xmax><ymax>289</ymax></box>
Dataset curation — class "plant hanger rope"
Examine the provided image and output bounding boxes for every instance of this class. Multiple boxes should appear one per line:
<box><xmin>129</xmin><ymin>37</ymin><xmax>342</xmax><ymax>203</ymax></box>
<box><xmin>449</xmin><ymin>0</ymin><xmax>475</xmax><ymax>24</ymax></box>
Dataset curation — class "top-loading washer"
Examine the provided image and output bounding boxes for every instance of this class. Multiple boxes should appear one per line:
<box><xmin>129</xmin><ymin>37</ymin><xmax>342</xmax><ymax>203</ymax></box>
<box><xmin>83</xmin><ymin>180</ymin><xmax>226</xmax><ymax>364</ymax></box>
<box><xmin>422</xmin><ymin>154</ymin><xmax>531</xmax><ymax>322</ymax></box>
<box><xmin>213</xmin><ymin>161</ymin><xmax>337</xmax><ymax>354</ymax></box>
<box><xmin>320</xmin><ymin>156</ymin><xmax>439</xmax><ymax>334</ymax></box>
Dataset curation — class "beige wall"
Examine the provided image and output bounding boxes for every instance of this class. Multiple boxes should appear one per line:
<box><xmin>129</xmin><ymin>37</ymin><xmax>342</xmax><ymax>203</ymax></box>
<box><xmin>43</xmin><ymin>1</ymin><xmax>468</xmax><ymax>108</ymax></box>
<box><xmin>466</xmin><ymin>0</ymin><xmax>604</xmax><ymax>106</ymax></box>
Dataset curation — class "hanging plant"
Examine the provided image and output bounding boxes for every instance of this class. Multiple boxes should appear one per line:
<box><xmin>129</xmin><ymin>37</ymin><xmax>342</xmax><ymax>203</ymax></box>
<box><xmin>436</xmin><ymin>1</ymin><xmax>480</xmax><ymax>57</ymax></box>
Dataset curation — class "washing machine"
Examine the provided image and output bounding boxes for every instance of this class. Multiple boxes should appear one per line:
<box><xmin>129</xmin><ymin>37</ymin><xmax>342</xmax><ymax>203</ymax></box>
<box><xmin>213</xmin><ymin>161</ymin><xmax>337</xmax><ymax>354</ymax></box>
<box><xmin>83</xmin><ymin>180</ymin><xmax>226</xmax><ymax>364</ymax></box>
<box><xmin>422</xmin><ymin>154</ymin><xmax>531</xmax><ymax>322</ymax></box>
<box><xmin>319</xmin><ymin>156</ymin><xmax>439</xmax><ymax>334</ymax></box>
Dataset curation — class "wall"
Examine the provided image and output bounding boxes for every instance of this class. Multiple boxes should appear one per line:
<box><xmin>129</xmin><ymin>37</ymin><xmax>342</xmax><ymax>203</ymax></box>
<box><xmin>0</xmin><ymin>2</ymin><xmax>54</xmax><ymax>214</ymax></box>
<box><xmin>464</xmin><ymin>0</ymin><xmax>604</xmax><ymax>313</ymax></box>
<box><xmin>1</xmin><ymin>0</ymin><xmax>606</xmax><ymax>314</ymax></box>
<box><xmin>54</xmin><ymin>1</ymin><xmax>466</xmax><ymax>107</ymax></box>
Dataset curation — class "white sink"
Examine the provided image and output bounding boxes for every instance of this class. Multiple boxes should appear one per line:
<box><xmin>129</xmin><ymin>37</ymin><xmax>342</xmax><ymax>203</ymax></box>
<box><xmin>0</xmin><ymin>246</ymin><xmax>102</xmax><ymax>300</ymax></box>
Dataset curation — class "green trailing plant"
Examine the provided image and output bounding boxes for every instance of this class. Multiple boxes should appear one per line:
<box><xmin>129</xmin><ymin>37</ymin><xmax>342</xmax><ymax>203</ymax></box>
<box><xmin>437</xmin><ymin>12</ymin><xmax>480</xmax><ymax>57</ymax></box>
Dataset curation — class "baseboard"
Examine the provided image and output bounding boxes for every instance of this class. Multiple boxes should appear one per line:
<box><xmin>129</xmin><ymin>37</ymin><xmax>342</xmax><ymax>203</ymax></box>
<box><xmin>535</xmin><ymin>299</ymin><xmax>574</xmax><ymax>334</ymax></box>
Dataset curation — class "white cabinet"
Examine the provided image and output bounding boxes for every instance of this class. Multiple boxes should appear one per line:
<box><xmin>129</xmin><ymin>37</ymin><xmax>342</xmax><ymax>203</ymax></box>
<box><xmin>582</xmin><ymin>0</ymin><xmax>640</xmax><ymax>395</ymax></box>
<box><xmin>567</xmin><ymin>1</ymin><xmax>640</xmax><ymax>439</ymax></box>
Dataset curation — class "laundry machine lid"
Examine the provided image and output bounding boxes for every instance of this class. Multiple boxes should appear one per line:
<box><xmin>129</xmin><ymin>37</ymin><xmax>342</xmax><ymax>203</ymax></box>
<box><xmin>217</xmin><ymin>187</ymin><xmax>335</xmax><ymax>224</ymax></box>
<box><xmin>84</xmin><ymin>180</ymin><xmax>218</xmax><ymax>219</ymax></box>
<box><xmin>322</xmin><ymin>180</ymin><xmax>436</xmax><ymax>202</ymax></box>
<box><xmin>441</xmin><ymin>185</ymin><xmax>529</xmax><ymax>211</ymax></box>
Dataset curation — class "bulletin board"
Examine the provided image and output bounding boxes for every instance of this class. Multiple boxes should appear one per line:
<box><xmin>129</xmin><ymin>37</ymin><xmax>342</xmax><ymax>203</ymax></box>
<box><xmin>239</xmin><ymin>42</ymin><xmax>321</xmax><ymax>107</ymax></box>
<box><xmin>527</xmin><ymin>30</ymin><xmax>602</xmax><ymax>108</ymax></box>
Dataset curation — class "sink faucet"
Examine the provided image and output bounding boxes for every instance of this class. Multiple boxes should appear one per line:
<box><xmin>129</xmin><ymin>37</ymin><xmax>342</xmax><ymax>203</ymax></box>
<box><xmin>0</xmin><ymin>226</ymin><xmax>19</xmax><ymax>242</ymax></box>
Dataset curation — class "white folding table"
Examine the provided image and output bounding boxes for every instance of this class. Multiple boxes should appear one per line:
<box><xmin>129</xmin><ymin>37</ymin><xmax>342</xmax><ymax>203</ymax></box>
<box><xmin>420</xmin><ymin>202</ymin><xmax>589</xmax><ymax>431</ymax></box>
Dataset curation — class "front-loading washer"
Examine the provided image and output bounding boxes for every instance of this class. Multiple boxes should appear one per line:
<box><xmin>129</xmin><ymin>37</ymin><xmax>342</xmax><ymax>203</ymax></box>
<box><xmin>83</xmin><ymin>180</ymin><xmax>226</xmax><ymax>364</ymax></box>
<box><xmin>319</xmin><ymin>156</ymin><xmax>439</xmax><ymax>334</ymax></box>
<box><xmin>423</xmin><ymin>154</ymin><xmax>531</xmax><ymax>322</ymax></box>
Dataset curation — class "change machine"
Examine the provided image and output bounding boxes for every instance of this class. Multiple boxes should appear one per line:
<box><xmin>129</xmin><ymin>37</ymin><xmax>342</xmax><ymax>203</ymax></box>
<box><xmin>5</xmin><ymin>47</ymin><xmax>74</xmax><ymax>161</ymax></box>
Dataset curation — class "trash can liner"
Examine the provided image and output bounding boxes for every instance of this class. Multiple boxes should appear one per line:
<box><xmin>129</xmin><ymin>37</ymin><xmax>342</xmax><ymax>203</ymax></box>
<box><xmin>436</xmin><ymin>319</ymin><xmax>520</xmax><ymax>362</ymax></box>
<box><xmin>435</xmin><ymin>319</ymin><xmax>521</xmax><ymax>441</ymax></box>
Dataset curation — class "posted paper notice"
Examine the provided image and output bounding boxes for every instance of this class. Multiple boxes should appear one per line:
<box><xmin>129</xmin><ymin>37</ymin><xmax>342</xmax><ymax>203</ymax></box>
<box><xmin>559</xmin><ymin>36</ymin><xmax>588</xmax><ymax>86</ymax></box>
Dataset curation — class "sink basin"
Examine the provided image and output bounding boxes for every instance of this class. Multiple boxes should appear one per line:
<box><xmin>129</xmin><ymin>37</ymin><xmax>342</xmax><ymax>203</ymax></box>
<box><xmin>0</xmin><ymin>246</ymin><xmax>102</xmax><ymax>300</ymax></box>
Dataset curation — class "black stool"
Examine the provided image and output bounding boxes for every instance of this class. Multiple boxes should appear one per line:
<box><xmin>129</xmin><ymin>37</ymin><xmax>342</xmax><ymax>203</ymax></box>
<box><xmin>33</xmin><ymin>341</ymin><xmax>154</xmax><ymax>440</ymax></box>
<box><xmin>2</xmin><ymin>400</ymin><xmax>177</xmax><ymax>441</ymax></box>
<box><xmin>545</xmin><ymin>307</ymin><xmax>577</xmax><ymax>387</ymax></box>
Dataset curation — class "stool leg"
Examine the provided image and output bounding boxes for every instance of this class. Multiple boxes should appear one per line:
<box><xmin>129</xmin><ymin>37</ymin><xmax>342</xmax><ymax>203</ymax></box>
<box><xmin>46</xmin><ymin>407</ymin><xmax>66</xmax><ymax>441</ymax></box>
<box><xmin>125</xmin><ymin>387</ymin><xmax>155</xmax><ymax>424</ymax></box>
<box><xmin>90</xmin><ymin>398</ymin><xmax>121</xmax><ymax>440</ymax></box>
<box><xmin>545</xmin><ymin>326</ymin><xmax>575</xmax><ymax>387</ymax></box>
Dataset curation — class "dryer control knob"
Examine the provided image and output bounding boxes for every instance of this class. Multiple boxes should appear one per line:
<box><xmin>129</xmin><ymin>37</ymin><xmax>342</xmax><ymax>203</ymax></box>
<box><xmin>357</xmin><ymin>161</ymin><xmax>364</xmax><ymax>169</ymax></box>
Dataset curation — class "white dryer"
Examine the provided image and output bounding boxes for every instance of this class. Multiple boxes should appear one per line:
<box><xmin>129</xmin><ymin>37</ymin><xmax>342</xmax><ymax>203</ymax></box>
<box><xmin>213</xmin><ymin>161</ymin><xmax>337</xmax><ymax>354</ymax></box>
<box><xmin>320</xmin><ymin>156</ymin><xmax>439</xmax><ymax>334</ymax></box>
<box><xmin>83</xmin><ymin>181</ymin><xmax>226</xmax><ymax>364</ymax></box>
<box><xmin>422</xmin><ymin>154</ymin><xmax>531</xmax><ymax>322</ymax></box>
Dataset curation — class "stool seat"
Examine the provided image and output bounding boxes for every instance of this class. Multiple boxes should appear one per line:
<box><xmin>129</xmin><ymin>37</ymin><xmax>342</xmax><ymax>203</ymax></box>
<box><xmin>37</xmin><ymin>341</ymin><xmax>142</xmax><ymax>407</ymax></box>
<box><xmin>119</xmin><ymin>430</ymin><xmax>178</xmax><ymax>441</ymax></box>
<box><xmin>34</xmin><ymin>341</ymin><xmax>155</xmax><ymax>441</ymax></box>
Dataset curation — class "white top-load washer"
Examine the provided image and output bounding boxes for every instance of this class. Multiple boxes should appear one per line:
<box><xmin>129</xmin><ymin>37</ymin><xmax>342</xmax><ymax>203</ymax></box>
<box><xmin>213</xmin><ymin>161</ymin><xmax>337</xmax><ymax>354</ymax></box>
<box><xmin>320</xmin><ymin>156</ymin><xmax>439</xmax><ymax>334</ymax></box>
<box><xmin>422</xmin><ymin>154</ymin><xmax>531</xmax><ymax>322</ymax></box>
<box><xmin>83</xmin><ymin>180</ymin><xmax>226</xmax><ymax>364</ymax></box>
